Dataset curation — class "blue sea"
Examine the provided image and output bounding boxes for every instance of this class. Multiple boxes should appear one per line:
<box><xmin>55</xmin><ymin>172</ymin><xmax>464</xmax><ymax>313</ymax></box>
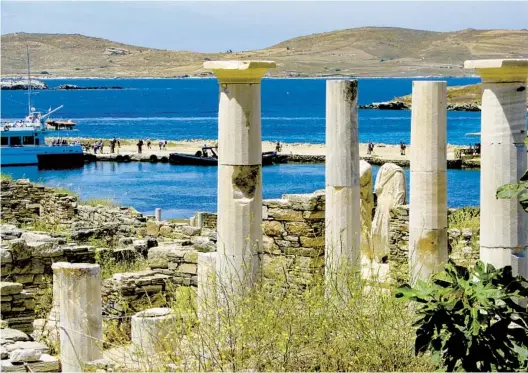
<box><xmin>1</xmin><ymin>77</ymin><xmax>484</xmax><ymax>218</ymax></box>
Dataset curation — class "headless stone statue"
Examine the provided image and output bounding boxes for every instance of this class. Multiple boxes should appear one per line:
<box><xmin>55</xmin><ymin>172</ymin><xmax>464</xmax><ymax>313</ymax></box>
<box><xmin>371</xmin><ymin>163</ymin><xmax>406</xmax><ymax>262</ymax></box>
<box><xmin>359</xmin><ymin>160</ymin><xmax>374</xmax><ymax>260</ymax></box>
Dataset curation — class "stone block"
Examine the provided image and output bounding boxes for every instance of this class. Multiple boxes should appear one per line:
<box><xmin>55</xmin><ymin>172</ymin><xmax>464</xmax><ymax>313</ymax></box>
<box><xmin>303</xmin><ymin>211</ymin><xmax>325</xmax><ymax>220</ymax></box>
<box><xmin>285</xmin><ymin>222</ymin><xmax>314</xmax><ymax>236</ymax></box>
<box><xmin>8</xmin><ymin>349</ymin><xmax>41</xmax><ymax>363</ymax></box>
<box><xmin>262</xmin><ymin>221</ymin><xmax>283</xmax><ymax>236</ymax></box>
<box><xmin>283</xmin><ymin>193</ymin><xmax>319</xmax><ymax>210</ymax></box>
<box><xmin>191</xmin><ymin>236</ymin><xmax>216</xmax><ymax>252</ymax></box>
<box><xmin>0</xmin><ymin>282</ymin><xmax>22</xmax><ymax>296</ymax></box>
<box><xmin>176</xmin><ymin>263</ymin><xmax>198</xmax><ymax>275</ymax></box>
<box><xmin>262</xmin><ymin>236</ymin><xmax>279</xmax><ymax>254</ymax></box>
<box><xmin>267</xmin><ymin>208</ymin><xmax>303</xmax><ymax>221</ymax></box>
<box><xmin>146</xmin><ymin>221</ymin><xmax>161</xmax><ymax>237</ymax></box>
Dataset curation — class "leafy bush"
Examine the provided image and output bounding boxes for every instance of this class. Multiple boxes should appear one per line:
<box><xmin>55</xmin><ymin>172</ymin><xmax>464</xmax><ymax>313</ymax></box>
<box><xmin>396</xmin><ymin>260</ymin><xmax>528</xmax><ymax>372</ymax></box>
<box><xmin>497</xmin><ymin>169</ymin><xmax>528</xmax><ymax>212</ymax></box>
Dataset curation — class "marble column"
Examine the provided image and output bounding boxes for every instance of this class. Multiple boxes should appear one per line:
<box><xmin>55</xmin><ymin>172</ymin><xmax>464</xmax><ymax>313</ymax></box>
<box><xmin>464</xmin><ymin>59</ymin><xmax>528</xmax><ymax>276</ymax></box>
<box><xmin>409</xmin><ymin>81</ymin><xmax>448</xmax><ymax>283</ymax></box>
<box><xmin>325</xmin><ymin>80</ymin><xmax>361</xmax><ymax>289</ymax></box>
<box><xmin>197</xmin><ymin>252</ymin><xmax>217</xmax><ymax>322</ymax></box>
<box><xmin>52</xmin><ymin>262</ymin><xmax>102</xmax><ymax>372</ymax></box>
<box><xmin>204</xmin><ymin>61</ymin><xmax>276</xmax><ymax>296</ymax></box>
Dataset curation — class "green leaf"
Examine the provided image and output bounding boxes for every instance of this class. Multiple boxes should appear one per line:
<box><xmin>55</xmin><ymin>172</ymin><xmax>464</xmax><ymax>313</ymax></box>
<box><xmin>497</xmin><ymin>182</ymin><xmax>528</xmax><ymax>200</ymax></box>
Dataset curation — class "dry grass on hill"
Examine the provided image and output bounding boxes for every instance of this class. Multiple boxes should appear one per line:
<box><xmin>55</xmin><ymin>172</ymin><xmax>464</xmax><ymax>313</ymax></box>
<box><xmin>2</xmin><ymin>27</ymin><xmax>528</xmax><ymax>78</ymax></box>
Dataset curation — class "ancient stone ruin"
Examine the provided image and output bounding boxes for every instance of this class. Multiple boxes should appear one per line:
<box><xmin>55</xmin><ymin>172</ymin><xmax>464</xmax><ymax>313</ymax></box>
<box><xmin>1</xmin><ymin>58</ymin><xmax>526</xmax><ymax>371</ymax></box>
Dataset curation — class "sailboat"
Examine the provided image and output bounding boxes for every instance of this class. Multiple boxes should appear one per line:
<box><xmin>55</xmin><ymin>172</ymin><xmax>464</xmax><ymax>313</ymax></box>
<box><xmin>0</xmin><ymin>48</ymin><xmax>84</xmax><ymax>168</ymax></box>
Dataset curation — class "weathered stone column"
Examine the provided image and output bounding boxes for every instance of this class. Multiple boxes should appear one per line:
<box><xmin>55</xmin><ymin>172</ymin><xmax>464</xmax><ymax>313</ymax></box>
<box><xmin>464</xmin><ymin>59</ymin><xmax>528</xmax><ymax>276</ymax></box>
<box><xmin>155</xmin><ymin>208</ymin><xmax>162</xmax><ymax>222</ymax></box>
<box><xmin>131</xmin><ymin>308</ymin><xmax>176</xmax><ymax>355</ymax></box>
<box><xmin>325</xmin><ymin>80</ymin><xmax>361</xmax><ymax>288</ymax></box>
<box><xmin>204</xmin><ymin>61</ymin><xmax>276</xmax><ymax>296</ymax></box>
<box><xmin>197</xmin><ymin>252</ymin><xmax>217</xmax><ymax>321</ymax></box>
<box><xmin>52</xmin><ymin>262</ymin><xmax>102</xmax><ymax>372</ymax></box>
<box><xmin>409</xmin><ymin>81</ymin><xmax>448</xmax><ymax>283</ymax></box>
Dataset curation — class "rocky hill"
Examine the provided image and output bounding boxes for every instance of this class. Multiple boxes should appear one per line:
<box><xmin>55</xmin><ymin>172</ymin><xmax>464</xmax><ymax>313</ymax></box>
<box><xmin>2</xmin><ymin>28</ymin><xmax>528</xmax><ymax>78</ymax></box>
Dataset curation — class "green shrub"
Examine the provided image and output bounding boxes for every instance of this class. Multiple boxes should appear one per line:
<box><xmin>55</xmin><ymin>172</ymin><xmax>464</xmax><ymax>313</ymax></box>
<box><xmin>0</xmin><ymin>173</ymin><xmax>13</xmax><ymax>181</ymax></box>
<box><xmin>396</xmin><ymin>260</ymin><xmax>528</xmax><ymax>372</ymax></box>
<box><xmin>448</xmin><ymin>207</ymin><xmax>480</xmax><ymax>230</ymax></box>
<box><xmin>121</xmin><ymin>270</ymin><xmax>438</xmax><ymax>372</ymax></box>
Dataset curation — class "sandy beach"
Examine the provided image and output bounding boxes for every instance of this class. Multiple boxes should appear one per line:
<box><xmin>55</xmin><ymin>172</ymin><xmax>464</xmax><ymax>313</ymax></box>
<box><xmin>49</xmin><ymin>137</ymin><xmax>463</xmax><ymax>162</ymax></box>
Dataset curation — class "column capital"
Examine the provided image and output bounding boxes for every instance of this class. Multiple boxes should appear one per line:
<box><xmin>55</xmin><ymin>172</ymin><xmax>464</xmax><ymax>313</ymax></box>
<box><xmin>464</xmin><ymin>59</ymin><xmax>528</xmax><ymax>83</ymax></box>
<box><xmin>204</xmin><ymin>60</ymin><xmax>276</xmax><ymax>84</ymax></box>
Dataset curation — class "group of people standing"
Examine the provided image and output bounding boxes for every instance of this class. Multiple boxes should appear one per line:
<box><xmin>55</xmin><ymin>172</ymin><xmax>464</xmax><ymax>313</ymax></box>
<box><xmin>366</xmin><ymin>141</ymin><xmax>407</xmax><ymax>156</ymax></box>
<box><xmin>91</xmin><ymin>138</ymin><xmax>121</xmax><ymax>154</ymax></box>
<box><xmin>137</xmin><ymin>138</ymin><xmax>167</xmax><ymax>153</ymax></box>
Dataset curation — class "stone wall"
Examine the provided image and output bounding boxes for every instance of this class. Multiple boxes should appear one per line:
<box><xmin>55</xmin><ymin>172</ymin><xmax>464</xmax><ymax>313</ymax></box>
<box><xmin>103</xmin><ymin>242</ymin><xmax>199</xmax><ymax>317</ymax></box>
<box><xmin>190</xmin><ymin>191</ymin><xmax>326</xmax><ymax>288</ymax></box>
<box><xmin>388</xmin><ymin>205</ymin><xmax>480</xmax><ymax>282</ymax></box>
<box><xmin>0</xmin><ymin>282</ymin><xmax>35</xmax><ymax>333</ymax></box>
<box><xmin>1</xmin><ymin>179</ymin><xmax>149</xmax><ymax>241</ymax></box>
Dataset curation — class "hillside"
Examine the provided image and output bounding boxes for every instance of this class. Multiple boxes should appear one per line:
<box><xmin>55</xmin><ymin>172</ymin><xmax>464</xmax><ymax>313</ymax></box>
<box><xmin>2</xmin><ymin>27</ymin><xmax>528</xmax><ymax>78</ymax></box>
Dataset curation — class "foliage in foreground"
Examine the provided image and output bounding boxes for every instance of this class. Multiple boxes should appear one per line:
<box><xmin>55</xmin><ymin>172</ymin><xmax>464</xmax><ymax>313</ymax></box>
<box><xmin>397</xmin><ymin>260</ymin><xmax>528</xmax><ymax>372</ymax></box>
<box><xmin>497</xmin><ymin>168</ymin><xmax>528</xmax><ymax>212</ymax></box>
<box><xmin>112</xmin><ymin>271</ymin><xmax>437</xmax><ymax>372</ymax></box>
<box><xmin>447</xmin><ymin>207</ymin><xmax>480</xmax><ymax>231</ymax></box>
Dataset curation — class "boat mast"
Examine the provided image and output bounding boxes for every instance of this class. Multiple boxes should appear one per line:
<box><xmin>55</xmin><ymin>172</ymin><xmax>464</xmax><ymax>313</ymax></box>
<box><xmin>27</xmin><ymin>46</ymin><xmax>32</xmax><ymax>116</ymax></box>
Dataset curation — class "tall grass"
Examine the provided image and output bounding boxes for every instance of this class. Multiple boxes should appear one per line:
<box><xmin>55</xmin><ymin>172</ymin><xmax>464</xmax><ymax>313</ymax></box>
<box><xmin>448</xmin><ymin>207</ymin><xmax>480</xmax><ymax>231</ymax></box>
<box><xmin>108</xmin><ymin>267</ymin><xmax>438</xmax><ymax>372</ymax></box>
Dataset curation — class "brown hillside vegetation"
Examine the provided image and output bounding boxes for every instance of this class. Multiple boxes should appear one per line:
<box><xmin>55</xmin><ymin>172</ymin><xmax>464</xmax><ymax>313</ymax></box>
<box><xmin>2</xmin><ymin>27</ymin><xmax>528</xmax><ymax>77</ymax></box>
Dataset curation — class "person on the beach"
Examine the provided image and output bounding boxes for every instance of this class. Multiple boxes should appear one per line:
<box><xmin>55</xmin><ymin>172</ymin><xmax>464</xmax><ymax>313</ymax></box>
<box><xmin>159</xmin><ymin>140</ymin><xmax>163</xmax><ymax>150</ymax></box>
<box><xmin>163</xmin><ymin>140</ymin><xmax>168</xmax><ymax>150</ymax></box>
<box><xmin>400</xmin><ymin>141</ymin><xmax>406</xmax><ymax>156</ymax></box>
<box><xmin>276</xmin><ymin>141</ymin><xmax>282</xmax><ymax>153</ymax></box>
<box><xmin>147</xmin><ymin>138</ymin><xmax>151</xmax><ymax>150</ymax></box>
<box><xmin>110</xmin><ymin>138</ymin><xmax>115</xmax><ymax>153</ymax></box>
<box><xmin>367</xmin><ymin>141</ymin><xmax>374</xmax><ymax>155</ymax></box>
<box><xmin>93</xmin><ymin>142</ymin><xmax>99</xmax><ymax>154</ymax></box>
<box><xmin>117</xmin><ymin>139</ymin><xmax>121</xmax><ymax>148</ymax></box>
<box><xmin>137</xmin><ymin>139</ymin><xmax>144</xmax><ymax>154</ymax></box>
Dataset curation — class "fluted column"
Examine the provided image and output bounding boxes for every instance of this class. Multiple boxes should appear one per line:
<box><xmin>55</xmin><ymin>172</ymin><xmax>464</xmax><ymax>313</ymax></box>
<box><xmin>409</xmin><ymin>81</ymin><xmax>448</xmax><ymax>283</ymax></box>
<box><xmin>465</xmin><ymin>59</ymin><xmax>528</xmax><ymax>276</ymax></box>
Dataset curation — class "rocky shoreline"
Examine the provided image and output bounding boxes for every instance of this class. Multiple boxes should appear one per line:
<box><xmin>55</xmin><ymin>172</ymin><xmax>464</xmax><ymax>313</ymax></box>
<box><xmin>359</xmin><ymin>101</ymin><xmax>481</xmax><ymax>112</ymax></box>
<box><xmin>0</xmin><ymin>80</ymin><xmax>123</xmax><ymax>90</ymax></box>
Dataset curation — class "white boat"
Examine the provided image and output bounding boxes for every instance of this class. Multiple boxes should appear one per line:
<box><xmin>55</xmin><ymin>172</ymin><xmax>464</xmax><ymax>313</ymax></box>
<box><xmin>0</xmin><ymin>48</ymin><xmax>84</xmax><ymax>169</ymax></box>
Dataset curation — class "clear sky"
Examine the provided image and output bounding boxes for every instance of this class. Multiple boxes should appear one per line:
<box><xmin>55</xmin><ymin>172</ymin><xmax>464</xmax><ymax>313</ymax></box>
<box><xmin>2</xmin><ymin>1</ymin><xmax>527</xmax><ymax>53</ymax></box>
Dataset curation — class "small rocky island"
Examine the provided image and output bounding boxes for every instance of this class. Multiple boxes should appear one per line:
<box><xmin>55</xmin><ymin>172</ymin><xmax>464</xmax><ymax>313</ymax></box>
<box><xmin>0</xmin><ymin>79</ymin><xmax>122</xmax><ymax>90</ymax></box>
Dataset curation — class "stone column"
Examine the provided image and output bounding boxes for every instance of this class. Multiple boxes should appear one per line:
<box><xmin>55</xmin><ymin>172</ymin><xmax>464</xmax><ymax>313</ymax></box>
<box><xmin>409</xmin><ymin>81</ymin><xmax>448</xmax><ymax>283</ymax></box>
<box><xmin>325</xmin><ymin>80</ymin><xmax>361</xmax><ymax>289</ymax></box>
<box><xmin>154</xmin><ymin>208</ymin><xmax>162</xmax><ymax>222</ymax></box>
<box><xmin>197</xmin><ymin>252</ymin><xmax>217</xmax><ymax>322</ymax></box>
<box><xmin>52</xmin><ymin>262</ymin><xmax>102</xmax><ymax>373</ymax></box>
<box><xmin>131</xmin><ymin>308</ymin><xmax>176</xmax><ymax>355</ymax></box>
<box><xmin>204</xmin><ymin>61</ymin><xmax>276</xmax><ymax>296</ymax></box>
<box><xmin>464</xmin><ymin>59</ymin><xmax>528</xmax><ymax>276</ymax></box>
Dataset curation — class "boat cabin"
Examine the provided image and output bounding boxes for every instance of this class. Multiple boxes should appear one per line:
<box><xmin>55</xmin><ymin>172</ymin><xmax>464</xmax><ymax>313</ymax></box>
<box><xmin>1</xmin><ymin>127</ymin><xmax>44</xmax><ymax>147</ymax></box>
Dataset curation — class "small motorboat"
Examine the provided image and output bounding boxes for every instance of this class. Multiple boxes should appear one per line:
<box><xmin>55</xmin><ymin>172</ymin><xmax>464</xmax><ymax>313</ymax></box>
<box><xmin>170</xmin><ymin>147</ymin><xmax>279</xmax><ymax>166</ymax></box>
